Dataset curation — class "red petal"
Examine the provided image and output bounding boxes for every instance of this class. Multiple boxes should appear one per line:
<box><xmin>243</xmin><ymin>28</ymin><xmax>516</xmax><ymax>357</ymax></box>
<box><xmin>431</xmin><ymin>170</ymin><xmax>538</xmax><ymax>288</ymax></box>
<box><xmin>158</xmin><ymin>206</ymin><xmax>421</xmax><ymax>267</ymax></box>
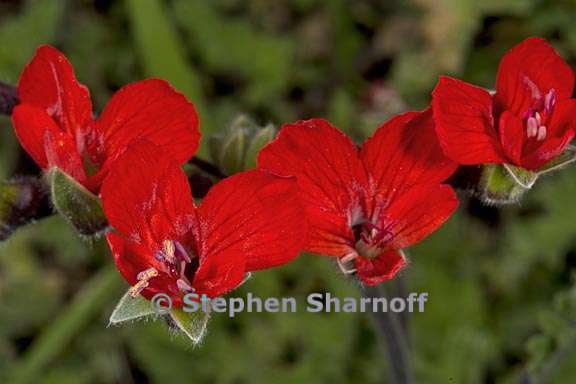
<box><xmin>355</xmin><ymin>250</ymin><xmax>406</xmax><ymax>286</ymax></box>
<box><xmin>194</xmin><ymin>170</ymin><xmax>306</xmax><ymax>297</ymax></box>
<box><xmin>495</xmin><ymin>37</ymin><xmax>574</xmax><ymax>116</ymax></box>
<box><xmin>499</xmin><ymin>111</ymin><xmax>524</xmax><ymax>165</ymax></box>
<box><xmin>432</xmin><ymin>76</ymin><xmax>505</xmax><ymax>164</ymax></box>
<box><xmin>548</xmin><ymin>99</ymin><xmax>576</xmax><ymax>138</ymax></box>
<box><xmin>17</xmin><ymin>45</ymin><xmax>93</xmax><ymax>144</ymax></box>
<box><xmin>12</xmin><ymin>104</ymin><xmax>86</xmax><ymax>181</ymax></box>
<box><xmin>360</xmin><ymin>109</ymin><xmax>457</xmax><ymax>204</ymax></box>
<box><xmin>94</xmin><ymin>79</ymin><xmax>200</xmax><ymax>167</ymax></box>
<box><xmin>258</xmin><ymin>118</ymin><xmax>366</xmax><ymax>257</ymax></box>
<box><xmin>100</xmin><ymin>141</ymin><xmax>196</xmax><ymax>251</ymax></box>
<box><xmin>520</xmin><ymin>99</ymin><xmax>576</xmax><ymax>170</ymax></box>
<box><xmin>378</xmin><ymin>183</ymin><xmax>458</xmax><ymax>250</ymax></box>
<box><xmin>521</xmin><ymin>130</ymin><xmax>574</xmax><ymax>171</ymax></box>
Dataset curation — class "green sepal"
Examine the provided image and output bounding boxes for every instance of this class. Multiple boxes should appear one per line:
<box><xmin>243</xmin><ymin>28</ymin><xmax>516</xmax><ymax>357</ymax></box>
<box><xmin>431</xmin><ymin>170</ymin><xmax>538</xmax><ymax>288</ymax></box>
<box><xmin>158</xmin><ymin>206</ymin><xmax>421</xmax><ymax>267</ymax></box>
<box><xmin>245</xmin><ymin>124</ymin><xmax>275</xmax><ymax>169</ymax></box>
<box><xmin>538</xmin><ymin>145</ymin><xmax>576</xmax><ymax>175</ymax></box>
<box><xmin>170</xmin><ymin>307</ymin><xmax>210</xmax><ymax>345</ymax></box>
<box><xmin>503</xmin><ymin>164</ymin><xmax>538</xmax><ymax>189</ymax></box>
<box><xmin>48</xmin><ymin>168</ymin><xmax>108</xmax><ymax>236</ymax></box>
<box><xmin>479</xmin><ymin>164</ymin><xmax>535</xmax><ymax>205</ymax></box>
<box><xmin>109</xmin><ymin>290</ymin><xmax>156</xmax><ymax>325</ymax></box>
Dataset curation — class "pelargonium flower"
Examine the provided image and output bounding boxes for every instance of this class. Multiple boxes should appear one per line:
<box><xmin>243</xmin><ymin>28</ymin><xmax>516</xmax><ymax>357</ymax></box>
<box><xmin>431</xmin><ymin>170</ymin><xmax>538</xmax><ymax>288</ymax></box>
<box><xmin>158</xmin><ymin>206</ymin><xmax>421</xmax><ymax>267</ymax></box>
<box><xmin>101</xmin><ymin>141</ymin><xmax>306</xmax><ymax>304</ymax></box>
<box><xmin>433</xmin><ymin>37</ymin><xmax>575</xmax><ymax>171</ymax></box>
<box><xmin>257</xmin><ymin>109</ymin><xmax>458</xmax><ymax>285</ymax></box>
<box><xmin>12</xmin><ymin>45</ymin><xmax>199</xmax><ymax>192</ymax></box>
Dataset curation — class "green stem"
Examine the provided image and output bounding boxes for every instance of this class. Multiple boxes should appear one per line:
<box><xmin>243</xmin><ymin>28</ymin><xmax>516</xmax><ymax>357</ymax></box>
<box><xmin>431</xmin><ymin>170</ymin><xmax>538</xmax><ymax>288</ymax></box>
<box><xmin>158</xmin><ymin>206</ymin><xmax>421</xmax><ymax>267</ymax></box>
<box><xmin>8</xmin><ymin>265</ymin><xmax>122</xmax><ymax>384</ymax></box>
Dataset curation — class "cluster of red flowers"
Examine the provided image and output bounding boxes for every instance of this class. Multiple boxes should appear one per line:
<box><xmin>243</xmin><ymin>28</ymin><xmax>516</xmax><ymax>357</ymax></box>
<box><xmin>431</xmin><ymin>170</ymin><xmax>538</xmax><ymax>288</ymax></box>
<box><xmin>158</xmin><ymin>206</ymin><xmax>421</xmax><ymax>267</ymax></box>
<box><xmin>10</xmin><ymin>37</ymin><xmax>575</xmax><ymax>304</ymax></box>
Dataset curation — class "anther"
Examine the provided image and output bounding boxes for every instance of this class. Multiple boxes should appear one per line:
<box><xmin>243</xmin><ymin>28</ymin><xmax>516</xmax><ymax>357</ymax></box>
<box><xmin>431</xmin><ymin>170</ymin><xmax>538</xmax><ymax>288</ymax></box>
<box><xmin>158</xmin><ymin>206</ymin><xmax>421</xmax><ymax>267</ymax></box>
<box><xmin>174</xmin><ymin>241</ymin><xmax>192</xmax><ymax>263</ymax></box>
<box><xmin>128</xmin><ymin>267</ymin><xmax>159</xmax><ymax>297</ymax></box>
<box><xmin>162</xmin><ymin>240</ymin><xmax>176</xmax><ymax>264</ymax></box>
<box><xmin>337</xmin><ymin>252</ymin><xmax>358</xmax><ymax>275</ymax></box>
<box><xmin>537</xmin><ymin>125</ymin><xmax>547</xmax><ymax>141</ymax></box>
<box><xmin>177</xmin><ymin>278</ymin><xmax>194</xmax><ymax>292</ymax></box>
<box><xmin>544</xmin><ymin>89</ymin><xmax>556</xmax><ymax>114</ymax></box>
<box><xmin>526</xmin><ymin>117</ymin><xmax>538</xmax><ymax>138</ymax></box>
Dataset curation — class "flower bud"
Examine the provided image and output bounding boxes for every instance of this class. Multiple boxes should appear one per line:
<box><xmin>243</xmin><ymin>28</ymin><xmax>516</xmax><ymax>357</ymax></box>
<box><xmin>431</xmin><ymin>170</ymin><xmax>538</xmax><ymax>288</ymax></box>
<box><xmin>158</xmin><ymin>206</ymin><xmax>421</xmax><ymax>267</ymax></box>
<box><xmin>245</xmin><ymin>125</ymin><xmax>275</xmax><ymax>169</ymax></box>
<box><xmin>0</xmin><ymin>177</ymin><xmax>50</xmax><ymax>241</ymax></box>
<box><xmin>219</xmin><ymin>126</ymin><xmax>248</xmax><ymax>175</ymax></box>
<box><xmin>48</xmin><ymin>168</ymin><xmax>108</xmax><ymax>236</ymax></box>
<box><xmin>209</xmin><ymin>115</ymin><xmax>276</xmax><ymax>175</ymax></box>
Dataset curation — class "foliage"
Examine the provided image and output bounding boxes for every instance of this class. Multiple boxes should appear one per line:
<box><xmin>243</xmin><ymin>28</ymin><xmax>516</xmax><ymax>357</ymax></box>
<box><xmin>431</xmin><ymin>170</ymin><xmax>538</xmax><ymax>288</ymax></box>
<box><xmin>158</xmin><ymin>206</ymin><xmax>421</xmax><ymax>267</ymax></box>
<box><xmin>1</xmin><ymin>0</ymin><xmax>575</xmax><ymax>382</ymax></box>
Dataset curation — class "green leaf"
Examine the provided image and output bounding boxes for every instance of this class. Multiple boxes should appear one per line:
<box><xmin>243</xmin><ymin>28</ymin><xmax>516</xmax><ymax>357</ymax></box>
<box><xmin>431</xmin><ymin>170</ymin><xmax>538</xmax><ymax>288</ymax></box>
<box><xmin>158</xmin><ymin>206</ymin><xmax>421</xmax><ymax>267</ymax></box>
<box><xmin>173</xmin><ymin>1</ymin><xmax>294</xmax><ymax>106</ymax></box>
<box><xmin>504</xmin><ymin>164</ymin><xmax>538</xmax><ymax>188</ymax></box>
<box><xmin>49</xmin><ymin>168</ymin><xmax>108</xmax><ymax>236</ymax></box>
<box><xmin>8</xmin><ymin>266</ymin><xmax>122</xmax><ymax>384</ymax></box>
<box><xmin>170</xmin><ymin>308</ymin><xmax>210</xmax><ymax>345</ymax></box>
<box><xmin>245</xmin><ymin>125</ymin><xmax>275</xmax><ymax>169</ymax></box>
<box><xmin>109</xmin><ymin>291</ymin><xmax>156</xmax><ymax>325</ymax></box>
<box><xmin>0</xmin><ymin>0</ymin><xmax>65</xmax><ymax>80</ymax></box>
<box><xmin>125</xmin><ymin>0</ymin><xmax>213</xmax><ymax>155</ymax></box>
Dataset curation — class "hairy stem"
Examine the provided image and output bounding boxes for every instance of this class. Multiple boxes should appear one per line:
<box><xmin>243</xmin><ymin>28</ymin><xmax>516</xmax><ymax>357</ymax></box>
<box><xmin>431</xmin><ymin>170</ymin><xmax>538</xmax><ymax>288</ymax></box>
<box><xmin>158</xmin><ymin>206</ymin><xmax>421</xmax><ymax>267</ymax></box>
<box><xmin>361</xmin><ymin>283</ymin><xmax>414</xmax><ymax>384</ymax></box>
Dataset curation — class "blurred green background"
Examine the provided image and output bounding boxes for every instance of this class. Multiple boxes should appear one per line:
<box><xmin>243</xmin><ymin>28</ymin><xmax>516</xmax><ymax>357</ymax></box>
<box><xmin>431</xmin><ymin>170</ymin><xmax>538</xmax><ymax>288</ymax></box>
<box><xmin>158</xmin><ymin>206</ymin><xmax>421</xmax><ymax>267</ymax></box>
<box><xmin>1</xmin><ymin>0</ymin><xmax>576</xmax><ymax>383</ymax></box>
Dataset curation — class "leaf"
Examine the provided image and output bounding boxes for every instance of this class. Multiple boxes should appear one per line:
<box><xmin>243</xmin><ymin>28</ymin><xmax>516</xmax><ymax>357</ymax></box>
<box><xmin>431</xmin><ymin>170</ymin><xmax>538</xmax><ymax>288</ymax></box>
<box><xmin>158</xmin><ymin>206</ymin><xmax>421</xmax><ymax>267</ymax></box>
<box><xmin>172</xmin><ymin>0</ymin><xmax>294</xmax><ymax>106</ymax></box>
<box><xmin>49</xmin><ymin>168</ymin><xmax>108</xmax><ymax>236</ymax></box>
<box><xmin>0</xmin><ymin>0</ymin><xmax>65</xmax><ymax>80</ymax></box>
<box><xmin>125</xmin><ymin>0</ymin><xmax>213</xmax><ymax>155</ymax></box>
<box><xmin>109</xmin><ymin>291</ymin><xmax>156</xmax><ymax>325</ymax></box>
<box><xmin>170</xmin><ymin>307</ymin><xmax>210</xmax><ymax>345</ymax></box>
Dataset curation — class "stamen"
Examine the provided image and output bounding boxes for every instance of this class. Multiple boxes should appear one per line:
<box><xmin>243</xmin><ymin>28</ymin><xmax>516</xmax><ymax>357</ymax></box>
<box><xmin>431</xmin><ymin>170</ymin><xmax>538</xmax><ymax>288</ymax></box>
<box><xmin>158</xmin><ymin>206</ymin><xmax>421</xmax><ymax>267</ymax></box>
<box><xmin>544</xmin><ymin>89</ymin><xmax>556</xmax><ymax>114</ymax></box>
<box><xmin>537</xmin><ymin>126</ymin><xmax>547</xmax><ymax>141</ymax></box>
<box><xmin>174</xmin><ymin>241</ymin><xmax>192</xmax><ymax>263</ymax></box>
<box><xmin>128</xmin><ymin>267</ymin><xmax>159</xmax><ymax>297</ymax></box>
<box><xmin>337</xmin><ymin>252</ymin><xmax>358</xmax><ymax>275</ymax></box>
<box><xmin>526</xmin><ymin>117</ymin><xmax>538</xmax><ymax>138</ymax></box>
<box><xmin>177</xmin><ymin>278</ymin><xmax>194</xmax><ymax>292</ymax></box>
<box><xmin>523</xmin><ymin>76</ymin><xmax>542</xmax><ymax>100</ymax></box>
<box><xmin>162</xmin><ymin>240</ymin><xmax>176</xmax><ymax>264</ymax></box>
<box><xmin>534</xmin><ymin>112</ymin><xmax>542</xmax><ymax>125</ymax></box>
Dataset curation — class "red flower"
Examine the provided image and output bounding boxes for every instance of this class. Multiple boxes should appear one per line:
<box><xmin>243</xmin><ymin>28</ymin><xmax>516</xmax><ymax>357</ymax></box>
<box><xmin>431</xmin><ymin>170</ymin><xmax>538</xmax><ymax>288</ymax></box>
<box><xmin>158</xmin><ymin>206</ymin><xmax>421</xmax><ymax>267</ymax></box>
<box><xmin>257</xmin><ymin>109</ymin><xmax>458</xmax><ymax>285</ymax></box>
<box><xmin>433</xmin><ymin>37</ymin><xmax>576</xmax><ymax>171</ymax></box>
<box><xmin>101</xmin><ymin>141</ymin><xmax>306</xmax><ymax>304</ymax></box>
<box><xmin>12</xmin><ymin>45</ymin><xmax>200</xmax><ymax>192</ymax></box>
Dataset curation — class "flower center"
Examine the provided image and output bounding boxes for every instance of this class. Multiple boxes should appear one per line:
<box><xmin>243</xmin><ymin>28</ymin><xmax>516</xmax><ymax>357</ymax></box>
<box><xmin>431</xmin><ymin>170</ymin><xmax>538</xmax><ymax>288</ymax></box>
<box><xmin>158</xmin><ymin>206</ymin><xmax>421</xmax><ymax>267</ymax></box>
<box><xmin>155</xmin><ymin>239</ymin><xmax>199</xmax><ymax>293</ymax></box>
<box><xmin>337</xmin><ymin>214</ymin><xmax>395</xmax><ymax>275</ymax></box>
<box><xmin>523</xmin><ymin>86</ymin><xmax>556</xmax><ymax>142</ymax></box>
<box><xmin>353</xmin><ymin>222</ymin><xmax>393</xmax><ymax>259</ymax></box>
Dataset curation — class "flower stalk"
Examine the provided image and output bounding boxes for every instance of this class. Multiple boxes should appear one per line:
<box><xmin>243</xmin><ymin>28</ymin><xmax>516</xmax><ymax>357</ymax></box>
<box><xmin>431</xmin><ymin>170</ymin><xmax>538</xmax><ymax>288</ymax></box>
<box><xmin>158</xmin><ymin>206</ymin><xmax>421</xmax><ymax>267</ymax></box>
<box><xmin>361</xmin><ymin>282</ymin><xmax>414</xmax><ymax>384</ymax></box>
